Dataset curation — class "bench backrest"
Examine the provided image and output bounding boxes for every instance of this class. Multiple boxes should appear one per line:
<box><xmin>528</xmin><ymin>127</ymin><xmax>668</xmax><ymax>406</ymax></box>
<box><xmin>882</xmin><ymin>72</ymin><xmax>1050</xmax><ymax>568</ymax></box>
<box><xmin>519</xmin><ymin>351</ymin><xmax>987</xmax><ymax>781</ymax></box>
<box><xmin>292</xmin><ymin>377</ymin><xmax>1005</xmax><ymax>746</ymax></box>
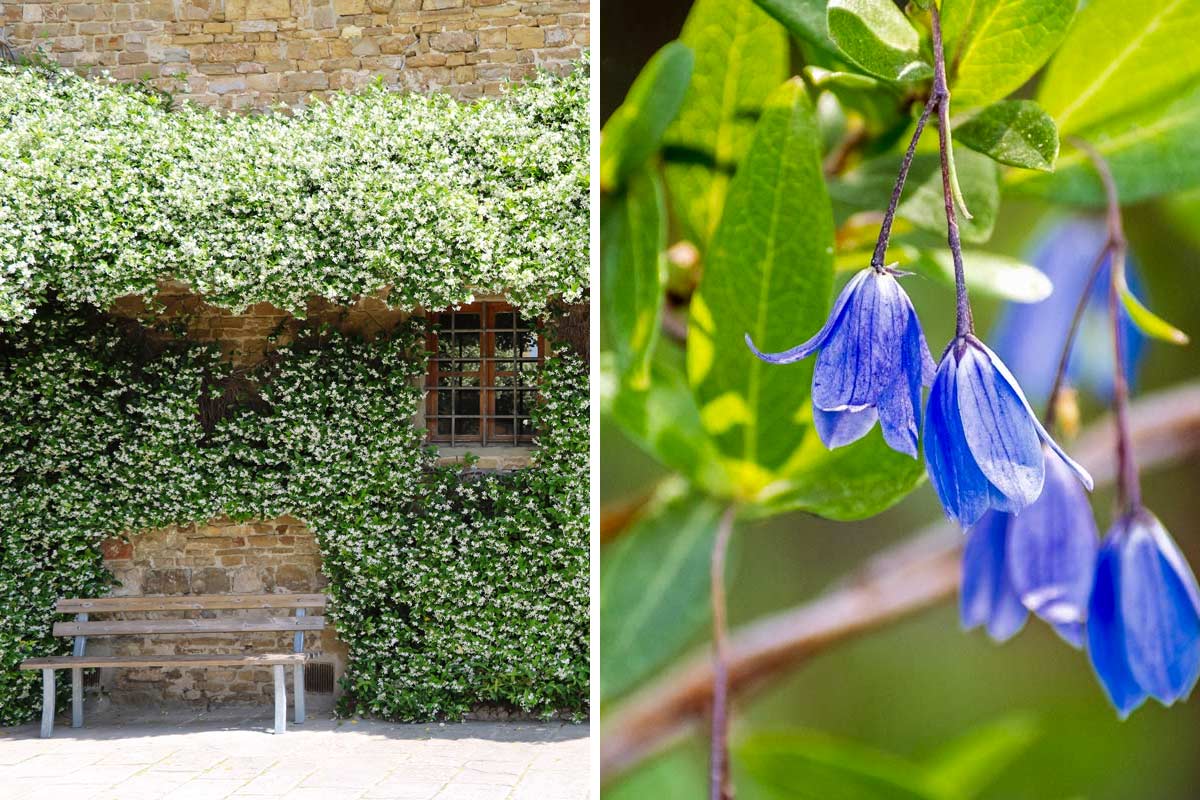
<box><xmin>51</xmin><ymin>593</ymin><xmax>327</xmax><ymax>638</ymax></box>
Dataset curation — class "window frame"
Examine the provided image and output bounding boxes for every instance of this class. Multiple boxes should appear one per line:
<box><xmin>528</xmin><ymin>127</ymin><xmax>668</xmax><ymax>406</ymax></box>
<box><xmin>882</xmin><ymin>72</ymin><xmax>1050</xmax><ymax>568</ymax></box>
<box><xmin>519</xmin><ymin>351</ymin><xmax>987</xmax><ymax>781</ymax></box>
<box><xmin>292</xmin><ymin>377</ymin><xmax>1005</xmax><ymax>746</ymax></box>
<box><xmin>424</xmin><ymin>301</ymin><xmax>545</xmax><ymax>447</ymax></box>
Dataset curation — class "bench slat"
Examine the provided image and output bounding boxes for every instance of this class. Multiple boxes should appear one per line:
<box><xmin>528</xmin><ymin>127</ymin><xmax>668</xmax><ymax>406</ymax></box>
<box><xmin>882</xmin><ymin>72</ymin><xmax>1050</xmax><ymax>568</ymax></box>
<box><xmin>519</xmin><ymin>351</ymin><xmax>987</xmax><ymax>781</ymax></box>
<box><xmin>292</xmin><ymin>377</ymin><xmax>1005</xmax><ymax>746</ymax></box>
<box><xmin>21</xmin><ymin>653</ymin><xmax>308</xmax><ymax>670</ymax></box>
<box><xmin>52</xmin><ymin>617</ymin><xmax>326</xmax><ymax>637</ymax></box>
<box><xmin>56</xmin><ymin>594</ymin><xmax>327</xmax><ymax>613</ymax></box>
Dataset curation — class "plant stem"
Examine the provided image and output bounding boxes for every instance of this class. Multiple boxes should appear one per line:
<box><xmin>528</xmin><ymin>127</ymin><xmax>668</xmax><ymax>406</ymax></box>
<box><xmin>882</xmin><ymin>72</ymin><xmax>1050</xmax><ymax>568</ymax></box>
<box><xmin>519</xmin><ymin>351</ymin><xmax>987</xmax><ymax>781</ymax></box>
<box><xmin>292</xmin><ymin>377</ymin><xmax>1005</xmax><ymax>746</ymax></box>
<box><xmin>929</xmin><ymin>6</ymin><xmax>973</xmax><ymax>338</ymax></box>
<box><xmin>869</xmin><ymin>95</ymin><xmax>937</xmax><ymax>272</ymax></box>
<box><xmin>1044</xmin><ymin>242</ymin><xmax>1110</xmax><ymax>429</ymax></box>
<box><xmin>710</xmin><ymin>505</ymin><xmax>736</xmax><ymax>800</ymax></box>
<box><xmin>1069</xmin><ymin>136</ymin><xmax>1140</xmax><ymax>509</ymax></box>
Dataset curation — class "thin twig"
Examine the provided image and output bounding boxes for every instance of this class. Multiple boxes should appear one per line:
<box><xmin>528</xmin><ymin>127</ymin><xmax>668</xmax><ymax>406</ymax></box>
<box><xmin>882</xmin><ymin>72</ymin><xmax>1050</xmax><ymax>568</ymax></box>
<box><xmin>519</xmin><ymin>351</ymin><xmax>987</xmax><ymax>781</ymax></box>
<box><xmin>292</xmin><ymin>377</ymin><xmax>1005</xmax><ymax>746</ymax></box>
<box><xmin>1044</xmin><ymin>242</ymin><xmax>1110</xmax><ymax>429</ymax></box>
<box><xmin>929</xmin><ymin>6</ymin><xmax>973</xmax><ymax>338</ymax></box>
<box><xmin>600</xmin><ymin>381</ymin><xmax>1200</xmax><ymax>782</ymax></box>
<box><xmin>709</xmin><ymin>505</ymin><xmax>736</xmax><ymax>800</ymax></box>
<box><xmin>870</xmin><ymin>96</ymin><xmax>937</xmax><ymax>271</ymax></box>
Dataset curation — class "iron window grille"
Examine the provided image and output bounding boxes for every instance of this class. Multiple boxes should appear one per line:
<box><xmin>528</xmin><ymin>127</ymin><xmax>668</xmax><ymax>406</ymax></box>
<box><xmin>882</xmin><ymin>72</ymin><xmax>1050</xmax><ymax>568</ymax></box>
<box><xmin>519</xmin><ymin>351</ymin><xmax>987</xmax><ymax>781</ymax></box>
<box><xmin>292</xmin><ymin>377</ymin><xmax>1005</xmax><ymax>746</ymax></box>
<box><xmin>425</xmin><ymin>302</ymin><xmax>544</xmax><ymax>446</ymax></box>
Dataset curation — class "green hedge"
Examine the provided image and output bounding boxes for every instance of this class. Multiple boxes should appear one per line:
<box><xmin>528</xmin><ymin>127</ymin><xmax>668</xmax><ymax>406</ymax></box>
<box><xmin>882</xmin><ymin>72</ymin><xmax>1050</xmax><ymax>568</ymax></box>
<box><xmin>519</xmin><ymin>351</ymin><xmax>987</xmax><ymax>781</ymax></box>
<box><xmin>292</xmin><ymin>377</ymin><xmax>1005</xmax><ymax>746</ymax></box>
<box><xmin>0</xmin><ymin>58</ymin><xmax>588</xmax><ymax>325</ymax></box>
<box><xmin>0</xmin><ymin>306</ymin><xmax>589</xmax><ymax>724</ymax></box>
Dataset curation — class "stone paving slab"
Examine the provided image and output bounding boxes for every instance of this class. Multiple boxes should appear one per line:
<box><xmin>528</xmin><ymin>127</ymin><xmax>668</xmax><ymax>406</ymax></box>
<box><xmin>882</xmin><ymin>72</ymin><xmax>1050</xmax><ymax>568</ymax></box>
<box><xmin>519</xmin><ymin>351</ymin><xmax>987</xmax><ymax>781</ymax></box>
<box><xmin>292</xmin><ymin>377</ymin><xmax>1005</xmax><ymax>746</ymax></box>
<box><xmin>0</xmin><ymin>708</ymin><xmax>590</xmax><ymax>800</ymax></box>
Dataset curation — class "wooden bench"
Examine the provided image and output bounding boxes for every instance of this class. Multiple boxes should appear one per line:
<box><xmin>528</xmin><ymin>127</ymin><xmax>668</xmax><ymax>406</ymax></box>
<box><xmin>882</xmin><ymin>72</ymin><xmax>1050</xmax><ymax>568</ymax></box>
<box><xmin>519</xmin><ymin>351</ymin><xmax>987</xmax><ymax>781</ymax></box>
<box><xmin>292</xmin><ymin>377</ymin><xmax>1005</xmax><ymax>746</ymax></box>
<box><xmin>19</xmin><ymin>593</ymin><xmax>327</xmax><ymax>738</ymax></box>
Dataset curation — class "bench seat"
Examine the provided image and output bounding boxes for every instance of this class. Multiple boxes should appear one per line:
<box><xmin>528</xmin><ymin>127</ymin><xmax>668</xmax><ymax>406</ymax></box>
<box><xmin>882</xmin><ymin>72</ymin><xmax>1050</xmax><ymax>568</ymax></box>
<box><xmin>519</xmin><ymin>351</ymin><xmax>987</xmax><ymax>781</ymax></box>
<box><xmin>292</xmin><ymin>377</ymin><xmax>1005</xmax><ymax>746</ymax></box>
<box><xmin>21</xmin><ymin>653</ymin><xmax>309</xmax><ymax>670</ymax></box>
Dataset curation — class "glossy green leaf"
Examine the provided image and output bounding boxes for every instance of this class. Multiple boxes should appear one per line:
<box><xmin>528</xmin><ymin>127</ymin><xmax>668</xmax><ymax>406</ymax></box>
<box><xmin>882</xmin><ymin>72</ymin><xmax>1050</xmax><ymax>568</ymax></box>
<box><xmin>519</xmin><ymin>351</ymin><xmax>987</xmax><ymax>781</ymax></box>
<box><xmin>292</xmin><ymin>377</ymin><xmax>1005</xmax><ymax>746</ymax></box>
<box><xmin>955</xmin><ymin>100</ymin><xmax>1058</xmax><ymax>171</ymax></box>
<box><xmin>738</xmin><ymin>732</ymin><xmax>942</xmax><ymax>800</ymax></box>
<box><xmin>601</xmin><ymin>169</ymin><xmax>667</xmax><ymax>389</ymax></box>
<box><xmin>751</xmin><ymin>424</ymin><xmax>926</xmax><ymax>521</ymax></box>
<box><xmin>827</xmin><ymin>0</ymin><xmax>933</xmax><ymax>83</ymax></box>
<box><xmin>924</xmin><ymin>714</ymin><xmax>1040</xmax><ymax>800</ymax></box>
<box><xmin>941</xmin><ymin>0</ymin><xmax>1074</xmax><ymax>108</ymax></box>
<box><xmin>1038</xmin><ymin>0</ymin><xmax>1200</xmax><ymax>136</ymax></box>
<box><xmin>600</xmin><ymin>348</ymin><xmax>730</xmax><ymax>496</ymax></box>
<box><xmin>687</xmin><ymin>78</ymin><xmax>833</xmax><ymax>501</ymax></box>
<box><xmin>599</xmin><ymin>482</ymin><xmax>727</xmax><ymax>701</ymax></box>
<box><xmin>1120</xmin><ymin>285</ymin><xmax>1190</xmax><ymax>345</ymax></box>
<box><xmin>1008</xmin><ymin>83</ymin><xmax>1200</xmax><ymax>205</ymax></box>
<box><xmin>753</xmin><ymin>0</ymin><xmax>840</xmax><ymax>57</ymax></box>
<box><xmin>913</xmin><ymin>247</ymin><xmax>1052</xmax><ymax>303</ymax></box>
<box><xmin>599</xmin><ymin>42</ymin><xmax>694</xmax><ymax>192</ymax></box>
<box><xmin>832</xmin><ymin>149</ymin><xmax>999</xmax><ymax>243</ymax></box>
<box><xmin>663</xmin><ymin>0</ymin><xmax>789</xmax><ymax>246</ymax></box>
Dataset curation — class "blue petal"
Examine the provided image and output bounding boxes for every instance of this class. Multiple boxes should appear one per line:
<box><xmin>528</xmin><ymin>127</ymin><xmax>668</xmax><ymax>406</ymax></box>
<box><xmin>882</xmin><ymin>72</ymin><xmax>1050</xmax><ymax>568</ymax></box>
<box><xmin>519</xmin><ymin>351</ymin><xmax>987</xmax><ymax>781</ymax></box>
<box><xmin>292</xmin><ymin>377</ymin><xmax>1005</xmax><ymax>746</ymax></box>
<box><xmin>876</xmin><ymin>306</ymin><xmax>926</xmax><ymax>459</ymax></box>
<box><xmin>745</xmin><ymin>269</ymin><xmax>869</xmax><ymax>364</ymax></box>
<box><xmin>962</xmin><ymin>510</ymin><xmax>1028</xmax><ymax>642</ymax></box>
<box><xmin>955</xmin><ymin>342</ymin><xmax>1045</xmax><ymax>510</ymax></box>
<box><xmin>924</xmin><ymin>352</ymin><xmax>994</xmax><ymax>527</ymax></box>
<box><xmin>1088</xmin><ymin>535</ymin><xmax>1149</xmax><ymax>718</ymax></box>
<box><xmin>1006</xmin><ymin>447</ymin><xmax>1099</xmax><ymax>648</ymax></box>
<box><xmin>813</xmin><ymin>405</ymin><xmax>878</xmax><ymax>450</ymax></box>
<box><xmin>980</xmin><ymin>343</ymin><xmax>1094</xmax><ymax>491</ymax></box>
<box><xmin>1119</xmin><ymin>513</ymin><xmax>1200</xmax><ymax>706</ymax></box>
<box><xmin>812</xmin><ymin>271</ymin><xmax>906</xmax><ymax>411</ymax></box>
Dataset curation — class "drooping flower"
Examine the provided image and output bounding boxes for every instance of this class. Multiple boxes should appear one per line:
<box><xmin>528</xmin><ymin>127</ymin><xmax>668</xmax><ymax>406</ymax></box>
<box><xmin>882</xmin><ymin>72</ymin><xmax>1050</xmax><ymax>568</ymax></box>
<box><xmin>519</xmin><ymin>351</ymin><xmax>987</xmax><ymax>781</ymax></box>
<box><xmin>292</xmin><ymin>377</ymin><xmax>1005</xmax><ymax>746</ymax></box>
<box><xmin>1087</xmin><ymin>509</ymin><xmax>1200</xmax><ymax>718</ymax></box>
<box><xmin>992</xmin><ymin>217</ymin><xmax>1146</xmax><ymax>402</ymax></box>
<box><xmin>961</xmin><ymin>445</ymin><xmax>1099</xmax><ymax>646</ymax></box>
<box><xmin>923</xmin><ymin>335</ymin><xmax>1093</xmax><ymax>527</ymax></box>
<box><xmin>745</xmin><ymin>267</ymin><xmax>935</xmax><ymax>458</ymax></box>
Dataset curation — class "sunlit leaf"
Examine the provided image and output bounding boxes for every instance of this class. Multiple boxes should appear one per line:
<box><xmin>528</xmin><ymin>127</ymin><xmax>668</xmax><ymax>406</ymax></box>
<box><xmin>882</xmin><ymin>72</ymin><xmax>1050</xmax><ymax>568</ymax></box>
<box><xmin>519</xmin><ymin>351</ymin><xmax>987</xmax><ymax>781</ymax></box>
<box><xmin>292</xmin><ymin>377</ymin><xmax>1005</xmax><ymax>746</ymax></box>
<box><xmin>753</xmin><ymin>0</ymin><xmax>840</xmax><ymax>58</ymax></box>
<box><xmin>924</xmin><ymin>714</ymin><xmax>1040</xmax><ymax>800</ymax></box>
<box><xmin>912</xmin><ymin>247</ymin><xmax>1052</xmax><ymax>303</ymax></box>
<box><xmin>599</xmin><ymin>481</ymin><xmax>727</xmax><ymax>701</ymax></box>
<box><xmin>941</xmin><ymin>0</ymin><xmax>1074</xmax><ymax>108</ymax></box>
<box><xmin>1120</xmin><ymin>285</ymin><xmax>1190</xmax><ymax>345</ymax></box>
<box><xmin>738</xmin><ymin>731</ymin><xmax>942</xmax><ymax>800</ymax></box>
<box><xmin>955</xmin><ymin>100</ymin><xmax>1059</xmax><ymax>172</ymax></box>
<box><xmin>687</xmin><ymin>78</ymin><xmax>833</xmax><ymax>500</ymax></box>
<box><xmin>1037</xmin><ymin>0</ymin><xmax>1200</xmax><ymax>136</ymax></box>
<box><xmin>1008</xmin><ymin>83</ymin><xmax>1200</xmax><ymax>205</ymax></box>
<box><xmin>601</xmin><ymin>169</ymin><xmax>667</xmax><ymax>389</ymax></box>
<box><xmin>599</xmin><ymin>42</ymin><xmax>694</xmax><ymax>193</ymax></box>
<box><xmin>827</xmin><ymin>0</ymin><xmax>934</xmax><ymax>83</ymax></box>
<box><xmin>663</xmin><ymin>0</ymin><xmax>788</xmax><ymax>247</ymax></box>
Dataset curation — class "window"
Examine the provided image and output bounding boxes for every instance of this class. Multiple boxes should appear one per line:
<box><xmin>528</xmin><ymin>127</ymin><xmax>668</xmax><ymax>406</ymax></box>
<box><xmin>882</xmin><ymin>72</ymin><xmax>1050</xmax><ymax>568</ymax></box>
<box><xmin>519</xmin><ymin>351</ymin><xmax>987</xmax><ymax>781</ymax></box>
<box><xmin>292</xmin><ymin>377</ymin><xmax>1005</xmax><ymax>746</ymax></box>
<box><xmin>425</xmin><ymin>302</ymin><xmax>544</xmax><ymax>446</ymax></box>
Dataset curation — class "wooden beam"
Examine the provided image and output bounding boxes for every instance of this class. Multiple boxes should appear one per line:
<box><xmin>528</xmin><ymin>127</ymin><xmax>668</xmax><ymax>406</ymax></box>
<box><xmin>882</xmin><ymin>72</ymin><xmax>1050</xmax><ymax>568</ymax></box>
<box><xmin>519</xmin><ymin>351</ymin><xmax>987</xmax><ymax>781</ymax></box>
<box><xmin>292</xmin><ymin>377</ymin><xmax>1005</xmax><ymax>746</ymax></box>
<box><xmin>21</xmin><ymin>653</ymin><xmax>309</xmax><ymax>670</ymax></box>
<box><xmin>274</xmin><ymin>665</ymin><xmax>286</xmax><ymax>734</ymax></box>
<box><xmin>40</xmin><ymin>669</ymin><xmax>54</xmax><ymax>738</ymax></box>
<box><xmin>52</xmin><ymin>617</ymin><xmax>326</xmax><ymax>637</ymax></box>
<box><xmin>56</xmin><ymin>594</ymin><xmax>328</xmax><ymax>613</ymax></box>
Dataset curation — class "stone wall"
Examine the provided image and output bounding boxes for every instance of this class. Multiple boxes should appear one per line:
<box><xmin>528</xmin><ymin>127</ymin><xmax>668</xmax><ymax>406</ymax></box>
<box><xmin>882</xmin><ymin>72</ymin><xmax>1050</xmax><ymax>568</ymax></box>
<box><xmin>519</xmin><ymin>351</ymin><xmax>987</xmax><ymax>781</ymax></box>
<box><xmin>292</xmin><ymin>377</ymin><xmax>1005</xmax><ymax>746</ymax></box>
<box><xmin>94</xmin><ymin>518</ymin><xmax>344</xmax><ymax>709</ymax></box>
<box><xmin>1</xmin><ymin>0</ymin><xmax>588</xmax><ymax>107</ymax></box>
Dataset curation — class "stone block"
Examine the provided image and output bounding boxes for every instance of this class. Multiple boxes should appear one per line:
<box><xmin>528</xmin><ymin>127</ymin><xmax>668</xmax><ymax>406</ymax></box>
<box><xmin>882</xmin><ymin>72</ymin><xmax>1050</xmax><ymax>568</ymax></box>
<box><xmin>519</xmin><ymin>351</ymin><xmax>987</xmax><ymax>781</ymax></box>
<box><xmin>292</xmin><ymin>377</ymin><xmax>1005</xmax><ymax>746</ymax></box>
<box><xmin>430</xmin><ymin>30</ymin><xmax>475</xmax><ymax>51</ymax></box>
<box><xmin>281</xmin><ymin>71</ymin><xmax>329</xmax><ymax>91</ymax></box>
<box><xmin>506</xmin><ymin>25</ymin><xmax>544</xmax><ymax>49</ymax></box>
<box><xmin>335</xmin><ymin>0</ymin><xmax>369</xmax><ymax>13</ymax></box>
<box><xmin>226</xmin><ymin>0</ymin><xmax>291</xmax><ymax>20</ymax></box>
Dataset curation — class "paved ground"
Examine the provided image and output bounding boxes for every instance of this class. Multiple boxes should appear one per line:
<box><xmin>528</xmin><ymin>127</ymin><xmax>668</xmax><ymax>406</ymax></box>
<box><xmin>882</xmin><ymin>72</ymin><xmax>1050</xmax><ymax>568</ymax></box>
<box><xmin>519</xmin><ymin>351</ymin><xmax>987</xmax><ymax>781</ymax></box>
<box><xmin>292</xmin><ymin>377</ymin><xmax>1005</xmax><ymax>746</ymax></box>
<box><xmin>0</xmin><ymin>708</ymin><xmax>590</xmax><ymax>800</ymax></box>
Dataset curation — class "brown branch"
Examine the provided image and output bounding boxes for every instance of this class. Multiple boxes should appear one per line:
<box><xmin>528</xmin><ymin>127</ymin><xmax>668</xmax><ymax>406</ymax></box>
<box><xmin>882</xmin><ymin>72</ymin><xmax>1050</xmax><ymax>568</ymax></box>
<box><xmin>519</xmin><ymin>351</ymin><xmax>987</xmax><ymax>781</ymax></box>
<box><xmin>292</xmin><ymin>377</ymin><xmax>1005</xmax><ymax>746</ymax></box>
<box><xmin>601</xmin><ymin>381</ymin><xmax>1200</xmax><ymax>782</ymax></box>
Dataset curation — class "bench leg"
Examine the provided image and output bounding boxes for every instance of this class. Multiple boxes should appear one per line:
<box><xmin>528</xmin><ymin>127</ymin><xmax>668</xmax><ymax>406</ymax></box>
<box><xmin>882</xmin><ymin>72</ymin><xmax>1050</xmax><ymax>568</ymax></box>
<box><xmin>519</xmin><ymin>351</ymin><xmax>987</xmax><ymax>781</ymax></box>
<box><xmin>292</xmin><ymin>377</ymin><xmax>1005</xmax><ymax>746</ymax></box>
<box><xmin>293</xmin><ymin>663</ymin><xmax>305</xmax><ymax>724</ymax></box>
<box><xmin>40</xmin><ymin>669</ymin><xmax>55</xmax><ymax>739</ymax></box>
<box><xmin>71</xmin><ymin>668</ymin><xmax>83</xmax><ymax>728</ymax></box>
<box><xmin>273</xmin><ymin>665</ymin><xmax>286</xmax><ymax>734</ymax></box>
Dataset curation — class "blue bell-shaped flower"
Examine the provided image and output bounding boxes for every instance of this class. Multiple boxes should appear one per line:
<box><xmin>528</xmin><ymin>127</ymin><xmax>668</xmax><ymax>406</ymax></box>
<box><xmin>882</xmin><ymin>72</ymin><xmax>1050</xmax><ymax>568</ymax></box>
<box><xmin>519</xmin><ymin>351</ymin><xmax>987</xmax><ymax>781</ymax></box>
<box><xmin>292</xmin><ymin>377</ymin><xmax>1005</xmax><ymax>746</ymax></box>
<box><xmin>924</xmin><ymin>335</ymin><xmax>1093</xmax><ymax>527</ymax></box>
<box><xmin>746</xmin><ymin>267</ymin><xmax>935</xmax><ymax>458</ymax></box>
<box><xmin>1087</xmin><ymin>509</ymin><xmax>1200</xmax><ymax>718</ymax></box>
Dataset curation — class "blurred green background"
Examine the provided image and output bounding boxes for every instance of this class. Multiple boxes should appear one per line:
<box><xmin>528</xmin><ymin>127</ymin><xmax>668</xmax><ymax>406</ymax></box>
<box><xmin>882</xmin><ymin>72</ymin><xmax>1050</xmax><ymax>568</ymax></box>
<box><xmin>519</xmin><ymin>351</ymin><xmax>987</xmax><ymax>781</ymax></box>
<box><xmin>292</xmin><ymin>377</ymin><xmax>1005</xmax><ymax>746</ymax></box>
<box><xmin>600</xmin><ymin>3</ymin><xmax>1200</xmax><ymax>798</ymax></box>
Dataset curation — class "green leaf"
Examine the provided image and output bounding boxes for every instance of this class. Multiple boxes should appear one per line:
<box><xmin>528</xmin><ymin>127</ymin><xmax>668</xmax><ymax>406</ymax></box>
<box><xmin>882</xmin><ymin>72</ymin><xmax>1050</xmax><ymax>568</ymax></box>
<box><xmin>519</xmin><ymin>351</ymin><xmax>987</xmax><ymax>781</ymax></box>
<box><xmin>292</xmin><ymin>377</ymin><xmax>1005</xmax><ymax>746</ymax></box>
<box><xmin>663</xmin><ymin>0</ymin><xmax>789</xmax><ymax>246</ymax></box>
<box><xmin>1037</xmin><ymin>0</ymin><xmax>1200</xmax><ymax>136</ymax></box>
<box><xmin>687</xmin><ymin>78</ymin><xmax>834</xmax><ymax>501</ymax></box>
<box><xmin>600</xmin><ymin>348</ymin><xmax>731</xmax><ymax>496</ymax></box>
<box><xmin>753</xmin><ymin>0</ymin><xmax>840</xmax><ymax>57</ymax></box>
<box><xmin>601</xmin><ymin>169</ymin><xmax>667</xmax><ymax>389</ymax></box>
<box><xmin>1120</xmin><ymin>285</ymin><xmax>1190</xmax><ymax>345</ymax></box>
<box><xmin>911</xmin><ymin>247</ymin><xmax>1053</xmax><ymax>303</ymax></box>
<box><xmin>750</xmin><ymin>425</ymin><xmax>926</xmax><ymax>521</ymax></box>
<box><xmin>599</xmin><ymin>482</ymin><xmax>727</xmax><ymax>701</ymax></box>
<box><xmin>832</xmin><ymin>149</ymin><xmax>1000</xmax><ymax>243</ymax></box>
<box><xmin>941</xmin><ymin>0</ymin><xmax>1074</xmax><ymax>108</ymax></box>
<box><xmin>827</xmin><ymin>0</ymin><xmax>934</xmax><ymax>83</ymax></box>
<box><xmin>738</xmin><ymin>732</ymin><xmax>942</xmax><ymax>800</ymax></box>
<box><xmin>1008</xmin><ymin>83</ymin><xmax>1200</xmax><ymax>204</ymax></box>
<box><xmin>924</xmin><ymin>714</ymin><xmax>1040</xmax><ymax>800</ymax></box>
<box><xmin>599</xmin><ymin>42</ymin><xmax>694</xmax><ymax>192</ymax></box>
<box><xmin>955</xmin><ymin>100</ymin><xmax>1059</xmax><ymax>171</ymax></box>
